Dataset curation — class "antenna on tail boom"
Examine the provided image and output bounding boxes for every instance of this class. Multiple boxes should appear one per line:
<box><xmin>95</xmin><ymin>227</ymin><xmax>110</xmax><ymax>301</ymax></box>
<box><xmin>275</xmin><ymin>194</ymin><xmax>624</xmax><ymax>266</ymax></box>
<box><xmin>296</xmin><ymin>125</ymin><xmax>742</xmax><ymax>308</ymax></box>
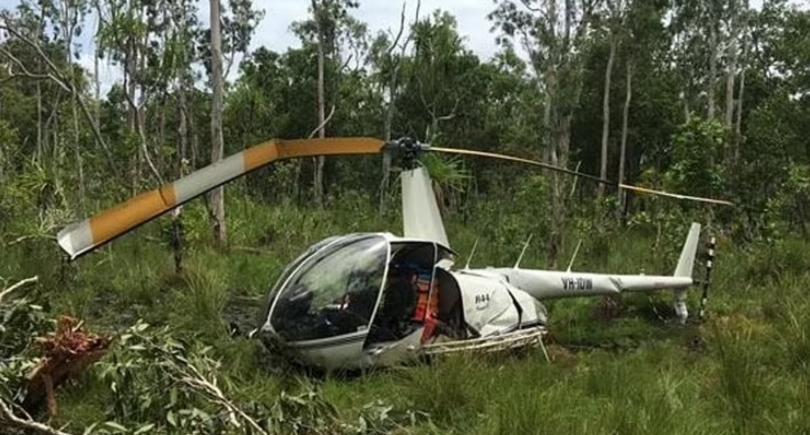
<box><xmin>514</xmin><ymin>234</ymin><xmax>533</xmax><ymax>269</ymax></box>
<box><xmin>465</xmin><ymin>238</ymin><xmax>479</xmax><ymax>270</ymax></box>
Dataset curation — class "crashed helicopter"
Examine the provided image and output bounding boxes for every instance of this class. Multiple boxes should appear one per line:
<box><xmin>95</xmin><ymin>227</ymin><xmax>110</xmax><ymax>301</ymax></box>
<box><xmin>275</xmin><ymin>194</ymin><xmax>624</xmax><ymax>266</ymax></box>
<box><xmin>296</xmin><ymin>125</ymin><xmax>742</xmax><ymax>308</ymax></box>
<box><xmin>56</xmin><ymin>137</ymin><xmax>731</xmax><ymax>370</ymax></box>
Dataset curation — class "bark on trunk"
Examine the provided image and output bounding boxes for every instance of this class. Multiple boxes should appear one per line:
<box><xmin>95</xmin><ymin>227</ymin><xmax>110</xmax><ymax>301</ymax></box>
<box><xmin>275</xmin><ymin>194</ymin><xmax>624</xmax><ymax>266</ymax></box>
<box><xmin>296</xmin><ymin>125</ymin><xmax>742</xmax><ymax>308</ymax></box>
<box><xmin>724</xmin><ymin>0</ymin><xmax>737</xmax><ymax>131</ymax></box>
<box><xmin>312</xmin><ymin>0</ymin><xmax>327</xmax><ymax>207</ymax></box>
<box><xmin>209</xmin><ymin>0</ymin><xmax>227</xmax><ymax>244</ymax></box>
<box><xmin>173</xmin><ymin>84</ymin><xmax>189</xmax><ymax>273</ymax></box>
<box><xmin>64</xmin><ymin>4</ymin><xmax>86</xmax><ymax>212</ymax></box>
<box><xmin>36</xmin><ymin>81</ymin><xmax>42</xmax><ymax>162</ymax></box>
<box><xmin>707</xmin><ymin>24</ymin><xmax>717</xmax><ymax>121</ymax></box>
<box><xmin>94</xmin><ymin>11</ymin><xmax>102</xmax><ymax>126</ymax></box>
<box><xmin>598</xmin><ymin>36</ymin><xmax>616</xmax><ymax>198</ymax></box>
<box><xmin>617</xmin><ymin>61</ymin><xmax>633</xmax><ymax>216</ymax></box>
<box><xmin>735</xmin><ymin>0</ymin><xmax>749</xmax><ymax>161</ymax></box>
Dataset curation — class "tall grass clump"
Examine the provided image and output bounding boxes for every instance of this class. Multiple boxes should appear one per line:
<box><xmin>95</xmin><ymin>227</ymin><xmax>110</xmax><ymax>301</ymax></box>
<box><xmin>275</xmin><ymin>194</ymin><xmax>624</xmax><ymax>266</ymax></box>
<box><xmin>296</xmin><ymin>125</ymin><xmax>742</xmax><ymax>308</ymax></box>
<box><xmin>170</xmin><ymin>255</ymin><xmax>229</xmax><ymax>340</ymax></box>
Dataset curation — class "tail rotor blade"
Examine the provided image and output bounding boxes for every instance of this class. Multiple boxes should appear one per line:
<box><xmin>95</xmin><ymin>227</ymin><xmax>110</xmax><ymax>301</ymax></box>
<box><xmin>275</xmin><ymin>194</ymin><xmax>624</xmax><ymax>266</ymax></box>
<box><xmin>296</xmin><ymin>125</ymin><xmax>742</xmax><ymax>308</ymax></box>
<box><xmin>57</xmin><ymin>137</ymin><xmax>385</xmax><ymax>259</ymax></box>
<box><xmin>617</xmin><ymin>184</ymin><xmax>733</xmax><ymax>206</ymax></box>
<box><xmin>428</xmin><ymin>146</ymin><xmax>734</xmax><ymax>207</ymax></box>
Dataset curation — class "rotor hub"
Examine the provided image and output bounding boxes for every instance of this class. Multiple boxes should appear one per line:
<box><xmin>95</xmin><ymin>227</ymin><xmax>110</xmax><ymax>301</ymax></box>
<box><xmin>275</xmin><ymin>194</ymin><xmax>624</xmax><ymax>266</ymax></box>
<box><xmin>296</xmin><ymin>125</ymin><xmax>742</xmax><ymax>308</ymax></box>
<box><xmin>383</xmin><ymin>137</ymin><xmax>429</xmax><ymax>170</ymax></box>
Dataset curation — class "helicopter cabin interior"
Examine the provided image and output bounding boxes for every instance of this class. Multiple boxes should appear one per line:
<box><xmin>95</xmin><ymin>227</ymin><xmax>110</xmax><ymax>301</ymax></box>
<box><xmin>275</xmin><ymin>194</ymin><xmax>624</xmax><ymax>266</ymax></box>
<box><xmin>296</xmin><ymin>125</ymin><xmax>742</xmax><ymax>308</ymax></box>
<box><xmin>267</xmin><ymin>235</ymin><xmax>465</xmax><ymax>348</ymax></box>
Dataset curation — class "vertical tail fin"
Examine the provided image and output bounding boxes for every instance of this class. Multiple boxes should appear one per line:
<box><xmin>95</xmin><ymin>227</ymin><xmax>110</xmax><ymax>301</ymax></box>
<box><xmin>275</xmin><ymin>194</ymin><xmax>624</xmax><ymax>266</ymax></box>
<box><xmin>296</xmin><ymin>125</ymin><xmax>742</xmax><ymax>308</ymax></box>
<box><xmin>401</xmin><ymin>166</ymin><xmax>449</xmax><ymax>246</ymax></box>
<box><xmin>674</xmin><ymin>223</ymin><xmax>701</xmax><ymax>277</ymax></box>
<box><xmin>673</xmin><ymin>222</ymin><xmax>701</xmax><ymax>322</ymax></box>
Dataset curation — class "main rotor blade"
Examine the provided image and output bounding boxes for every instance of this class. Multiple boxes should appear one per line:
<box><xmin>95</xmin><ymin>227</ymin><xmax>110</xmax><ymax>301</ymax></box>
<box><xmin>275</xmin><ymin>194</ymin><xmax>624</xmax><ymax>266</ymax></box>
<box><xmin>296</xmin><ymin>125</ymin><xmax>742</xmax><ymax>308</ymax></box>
<box><xmin>429</xmin><ymin>146</ymin><xmax>734</xmax><ymax>207</ymax></box>
<box><xmin>57</xmin><ymin>137</ymin><xmax>385</xmax><ymax>259</ymax></box>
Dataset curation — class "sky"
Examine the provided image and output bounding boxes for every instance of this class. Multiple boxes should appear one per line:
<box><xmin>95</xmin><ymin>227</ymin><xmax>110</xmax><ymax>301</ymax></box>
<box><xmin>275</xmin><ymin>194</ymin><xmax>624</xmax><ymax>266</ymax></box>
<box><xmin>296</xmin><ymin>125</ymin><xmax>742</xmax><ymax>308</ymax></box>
<box><xmin>0</xmin><ymin>0</ymin><xmax>501</xmax><ymax>94</ymax></box>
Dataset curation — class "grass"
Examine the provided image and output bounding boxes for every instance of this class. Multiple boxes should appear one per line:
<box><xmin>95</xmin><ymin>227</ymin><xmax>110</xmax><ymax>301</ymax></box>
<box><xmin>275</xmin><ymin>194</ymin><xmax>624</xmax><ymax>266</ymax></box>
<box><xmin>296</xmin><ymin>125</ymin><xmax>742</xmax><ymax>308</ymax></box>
<box><xmin>2</xmin><ymin>192</ymin><xmax>810</xmax><ymax>434</ymax></box>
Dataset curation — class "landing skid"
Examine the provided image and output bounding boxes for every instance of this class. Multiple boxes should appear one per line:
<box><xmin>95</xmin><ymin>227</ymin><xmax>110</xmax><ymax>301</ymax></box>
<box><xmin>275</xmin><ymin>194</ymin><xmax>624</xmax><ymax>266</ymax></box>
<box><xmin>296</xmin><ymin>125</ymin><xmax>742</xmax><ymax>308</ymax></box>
<box><xmin>421</xmin><ymin>325</ymin><xmax>547</xmax><ymax>356</ymax></box>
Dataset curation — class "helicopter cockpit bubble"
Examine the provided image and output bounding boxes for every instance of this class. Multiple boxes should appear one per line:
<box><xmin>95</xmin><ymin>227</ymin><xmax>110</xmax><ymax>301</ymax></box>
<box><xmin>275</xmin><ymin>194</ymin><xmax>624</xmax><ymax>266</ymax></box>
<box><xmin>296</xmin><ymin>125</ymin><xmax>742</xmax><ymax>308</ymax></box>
<box><xmin>267</xmin><ymin>235</ymin><xmax>389</xmax><ymax>343</ymax></box>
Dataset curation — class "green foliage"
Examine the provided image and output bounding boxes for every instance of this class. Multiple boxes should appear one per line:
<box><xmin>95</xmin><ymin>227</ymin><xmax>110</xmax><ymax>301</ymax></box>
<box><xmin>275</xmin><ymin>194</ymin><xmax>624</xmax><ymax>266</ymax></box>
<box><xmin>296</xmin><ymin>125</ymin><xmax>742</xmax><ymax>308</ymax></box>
<box><xmin>665</xmin><ymin>118</ymin><xmax>727</xmax><ymax>199</ymax></box>
<box><xmin>0</xmin><ymin>291</ymin><xmax>49</xmax><ymax>404</ymax></box>
<box><xmin>82</xmin><ymin>320</ymin><xmax>420</xmax><ymax>434</ymax></box>
<box><xmin>765</xmin><ymin>164</ymin><xmax>810</xmax><ymax>238</ymax></box>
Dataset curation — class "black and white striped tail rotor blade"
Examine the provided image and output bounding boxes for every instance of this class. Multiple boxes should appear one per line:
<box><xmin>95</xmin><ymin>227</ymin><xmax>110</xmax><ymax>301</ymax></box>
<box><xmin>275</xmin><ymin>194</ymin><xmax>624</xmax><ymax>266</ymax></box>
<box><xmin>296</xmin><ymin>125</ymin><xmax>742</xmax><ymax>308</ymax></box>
<box><xmin>699</xmin><ymin>236</ymin><xmax>717</xmax><ymax>320</ymax></box>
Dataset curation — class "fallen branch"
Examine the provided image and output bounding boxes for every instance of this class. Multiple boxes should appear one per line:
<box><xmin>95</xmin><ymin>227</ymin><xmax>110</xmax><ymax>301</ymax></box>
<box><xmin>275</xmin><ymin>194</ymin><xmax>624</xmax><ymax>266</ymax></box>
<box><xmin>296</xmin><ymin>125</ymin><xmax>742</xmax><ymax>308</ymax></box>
<box><xmin>0</xmin><ymin>276</ymin><xmax>38</xmax><ymax>303</ymax></box>
<box><xmin>25</xmin><ymin>316</ymin><xmax>112</xmax><ymax>416</ymax></box>
<box><xmin>0</xmin><ymin>399</ymin><xmax>72</xmax><ymax>435</ymax></box>
<box><xmin>176</xmin><ymin>364</ymin><xmax>269</xmax><ymax>435</ymax></box>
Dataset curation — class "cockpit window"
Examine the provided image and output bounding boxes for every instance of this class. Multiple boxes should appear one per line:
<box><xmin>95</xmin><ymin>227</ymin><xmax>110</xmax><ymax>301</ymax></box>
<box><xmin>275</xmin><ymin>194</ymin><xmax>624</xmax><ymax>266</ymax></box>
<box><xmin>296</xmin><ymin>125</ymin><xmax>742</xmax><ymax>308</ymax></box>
<box><xmin>269</xmin><ymin>235</ymin><xmax>388</xmax><ymax>342</ymax></box>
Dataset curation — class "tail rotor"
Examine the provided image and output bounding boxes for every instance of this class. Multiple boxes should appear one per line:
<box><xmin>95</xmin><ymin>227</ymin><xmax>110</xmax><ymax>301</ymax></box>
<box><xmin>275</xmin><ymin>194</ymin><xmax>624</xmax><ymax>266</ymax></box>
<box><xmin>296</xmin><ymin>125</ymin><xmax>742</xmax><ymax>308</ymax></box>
<box><xmin>698</xmin><ymin>235</ymin><xmax>717</xmax><ymax>320</ymax></box>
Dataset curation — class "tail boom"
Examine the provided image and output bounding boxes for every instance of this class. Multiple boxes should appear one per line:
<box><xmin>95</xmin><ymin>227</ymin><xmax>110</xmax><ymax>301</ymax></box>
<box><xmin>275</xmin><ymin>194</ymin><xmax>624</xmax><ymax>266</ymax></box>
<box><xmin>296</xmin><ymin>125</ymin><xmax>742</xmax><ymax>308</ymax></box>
<box><xmin>488</xmin><ymin>269</ymin><xmax>692</xmax><ymax>300</ymax></box>
<box><xmin>486</xmin><ymin>222</ymin><xmax>702</xmax><ymax>321</ymax></box>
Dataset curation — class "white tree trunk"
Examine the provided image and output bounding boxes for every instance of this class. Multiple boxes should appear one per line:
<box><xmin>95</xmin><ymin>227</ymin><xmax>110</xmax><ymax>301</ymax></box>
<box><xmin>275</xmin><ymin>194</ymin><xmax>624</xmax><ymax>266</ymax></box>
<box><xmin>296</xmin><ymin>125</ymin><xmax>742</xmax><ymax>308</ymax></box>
<box><xmin>209</xmin><ymin>0</ymin><xmax>227</xmax><ymax>244</ymax></box>
<box><xmin>312</xmin><ymin>0</ymin><xmax>327</xmax><ymax>207</ymax></box>
<box><xmin>617</xmin><ymin>61</ymin><xmax>633</xmax><ymax>214</ymax></box>
<box><xmin>707</xmin><ymin>24</ymin><xmax>717</xmax><ymax>121</ymax></box>
<box><xmin>735</xmin><ymin>0</ymin><xmax>749</xmax><ymax>161</ymax></box>
<box><xmin>724</xmin><ymin>0</ymin><xmax>737</xmax><ymax>130</ymax></box>
<box><xmin>598</xmin><ymin>36</ymin><xmax>616</xmax><ymax>198</ymax></box>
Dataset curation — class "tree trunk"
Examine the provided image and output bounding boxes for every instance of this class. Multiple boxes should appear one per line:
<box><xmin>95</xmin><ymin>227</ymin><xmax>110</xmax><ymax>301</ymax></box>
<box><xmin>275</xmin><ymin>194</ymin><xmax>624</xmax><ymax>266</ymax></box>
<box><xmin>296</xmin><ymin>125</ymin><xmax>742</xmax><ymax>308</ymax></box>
<box><xmin>724</xmin><ymin>0</ymin><xmax>737</xmax><ymax>131</ymax></box>
<box><xmin>734</xmin><ymin>0</ymin><xmax>749</xmax><ymax>161</ymax></box>
<box><xmin>210</xmin><ymin>0</ymin><xmax>227</xmax><ymax>244</ymax></box>
<box><xmin>94</xmin><ymin>11</ymin><xmax>102</xmax><ymax>126</ymax></box>
<box><xmin>617</xmin><ymin>61</ymin><xmax>633</xmax><ymax>216</ymax></box>
<box><xmin>707</xmin><ymin>23</ymin><xmax>717</xmax><ymax>121</ymax></box>
<box><xmin>36</xmin><ymin>81</ymin><xmax>42</xmax><ymax>162</ymax></box>
<box><xmin>598</xmin><ymin>35</ymin><xmax>616</xmax><ymax>198</ymax></box>
<box><xmin>35</xmin><ymin>6</ymin><xmax>45</xmax><ymax>162</ymax></box>
<box><xmin>735</xmin><ymin>64</ymin><xmax>746</xmax><ymax>159</ymax></box>
<box><xmin>73</xmin><ymin>96</ymin><xmax>85</xmax><ymax>212</ymax></box>
<box><xmin>312</xmin><ymin>0</ymin><xmax>327</xmax><ymax>207</ymax></box>
<box><xmin>64</xmin><ymin>3</ymin><xmax>86</xmax><ymax>212</ymax></box>
<box><xmin>173</xmin><ymin>84</ymin><xmax>189</xmax><ymax>273</ymax></box>
<box><xmin>126</xmin><ymin>44</ymin><xmax>137</xmax><ymax>131</ymax></box>
<box><xmin>125</xmin><ymin>42</ymin><xmax>138</xmax><ymax>194</ymax></box>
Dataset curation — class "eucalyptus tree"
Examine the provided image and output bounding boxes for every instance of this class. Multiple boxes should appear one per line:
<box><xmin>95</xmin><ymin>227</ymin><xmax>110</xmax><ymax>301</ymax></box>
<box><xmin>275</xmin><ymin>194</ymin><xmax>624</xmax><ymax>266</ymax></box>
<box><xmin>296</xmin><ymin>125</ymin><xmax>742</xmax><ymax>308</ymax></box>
<box><xmin>490</xmin><ymin>0</ymin><xmax>599</xmax><ymax>264</ymax></box>
<box><xmin>293</xmin><ymin>0</ymin><xmax>364</xmax><ymax>205</ymax></box>
<box><xmin>368</xmin><ymin>2</ymin><xmax>410</xmax><ymax>213</ymax></box>
<box><xmin>209</xmin><ymin>0</ymin><xmax>225</xmax><ymax>243</ymax></box>
<box><xmin>597</xmin><ymin>0</ymin><xmax>625</xmax><ymax>199</ymax></box>
<box><xmin>391</xmin><ymin>10</ymin><xmax>474</xmax><ymax>143</ymax></box>
<box><xmin>615</xmin><ymin>0</ymin><xmax>671</xmax><ymax>212</ymax></box>
<box><xmin>1</xmin><ymin>1</ymin><xmax>116</xmax><ymax>211</ymax></box>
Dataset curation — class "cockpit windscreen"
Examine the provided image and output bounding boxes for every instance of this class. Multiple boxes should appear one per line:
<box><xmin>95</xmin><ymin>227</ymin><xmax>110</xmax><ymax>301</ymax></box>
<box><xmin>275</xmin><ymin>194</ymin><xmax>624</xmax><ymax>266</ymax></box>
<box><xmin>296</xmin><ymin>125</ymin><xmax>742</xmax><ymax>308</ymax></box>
<box><xmin>269</xmin><ymin>235</ymin><xmax>388</xmax><ymax>342</ymax></box>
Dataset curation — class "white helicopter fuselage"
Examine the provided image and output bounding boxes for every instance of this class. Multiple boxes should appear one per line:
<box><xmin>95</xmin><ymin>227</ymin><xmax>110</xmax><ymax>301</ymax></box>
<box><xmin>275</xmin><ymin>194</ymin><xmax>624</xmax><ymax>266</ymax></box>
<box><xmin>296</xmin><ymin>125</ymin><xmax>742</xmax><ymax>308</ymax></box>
<box><xmin>259</xmin><ymin>167</ymin><xmax>702</xmax><ymax>370</ymax></box>
<box><xmin>259</xmin><ymin>225</ymin><xmax>700</xmax><ymax>371</ymax></box>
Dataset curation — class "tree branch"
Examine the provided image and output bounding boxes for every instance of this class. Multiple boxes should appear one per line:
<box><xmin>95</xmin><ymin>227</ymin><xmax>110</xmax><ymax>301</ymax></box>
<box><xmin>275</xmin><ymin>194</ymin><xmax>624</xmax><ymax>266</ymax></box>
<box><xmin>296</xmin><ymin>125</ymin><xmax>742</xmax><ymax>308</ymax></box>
<box><xmin>307</xmin><ymin>105</ymin><xmax>337</xmax><ymax>139</ymax></box>
<box><xmin>0</xmin><ymin>16</ymin><xmax>117</xmax><ymax>173</ymax></box>
<box><xmin>0</xmin><ymin>276</ymin><xmax>38</xmax><ymax>303</ymax></box>
<box><xmin>176</xmin><ymin>364</ymin><xmax>269</xmax><ymax>435</ymax></box>
<box><xmin>0</xmin><ymin>396</ymin><xmax>72</xmax><ymax>435</ymax></box>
